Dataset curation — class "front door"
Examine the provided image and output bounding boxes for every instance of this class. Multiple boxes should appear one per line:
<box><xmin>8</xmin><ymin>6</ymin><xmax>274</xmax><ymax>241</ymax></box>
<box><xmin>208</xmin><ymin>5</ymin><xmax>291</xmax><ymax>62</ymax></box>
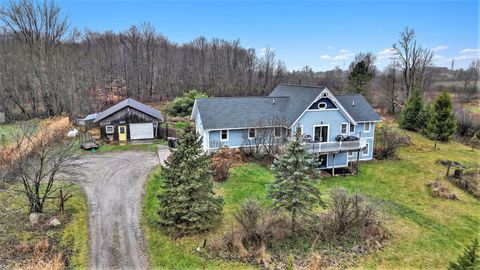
<box><xmin>314</xmin><ymin>126</ymin><xmax>329</xmax><ymax>142</ymax></box>
<box><xmin>118</xmin><ymin>125</ymin><xmax>127</xmax><ymax>141</ymax></box>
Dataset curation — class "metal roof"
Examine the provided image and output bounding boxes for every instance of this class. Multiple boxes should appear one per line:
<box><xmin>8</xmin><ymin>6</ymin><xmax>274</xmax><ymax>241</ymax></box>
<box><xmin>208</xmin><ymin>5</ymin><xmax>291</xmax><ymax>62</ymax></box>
<box><xmin>94</xmin><ymin>98</ymin><xmax>163</xmax><ymax>122</ymax></box>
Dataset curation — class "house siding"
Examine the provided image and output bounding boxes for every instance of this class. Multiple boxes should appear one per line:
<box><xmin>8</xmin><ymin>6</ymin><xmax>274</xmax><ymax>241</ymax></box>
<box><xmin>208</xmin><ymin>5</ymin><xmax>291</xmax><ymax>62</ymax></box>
<box><xmin>294</xmin><ymin>109</ymin><xmax>351</xmax><ymax>142</ymax></box>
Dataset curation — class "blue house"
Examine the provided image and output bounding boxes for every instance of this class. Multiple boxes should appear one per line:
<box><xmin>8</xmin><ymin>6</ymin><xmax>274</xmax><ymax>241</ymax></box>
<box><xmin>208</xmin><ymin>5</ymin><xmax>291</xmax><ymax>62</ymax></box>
<box><xmin>191</xmin><ymin>84</ymin><xmax>381</xmax><ymax>173</ymax></box>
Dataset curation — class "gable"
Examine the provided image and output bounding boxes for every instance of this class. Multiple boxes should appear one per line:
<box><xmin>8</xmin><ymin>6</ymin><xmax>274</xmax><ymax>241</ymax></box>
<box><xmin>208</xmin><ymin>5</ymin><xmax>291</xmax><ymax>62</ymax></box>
<box><xmin>308</xmin><ymin>97</ymin><xmax>337</xmax><ymax>110</ymax></box>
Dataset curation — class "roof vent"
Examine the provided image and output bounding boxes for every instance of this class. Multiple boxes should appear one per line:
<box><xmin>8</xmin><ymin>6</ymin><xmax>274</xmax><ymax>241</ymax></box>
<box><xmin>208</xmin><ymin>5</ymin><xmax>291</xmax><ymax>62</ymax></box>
<box><xmin>272</xmin><ymin>99</ymin><xmax>275</xmax><ymax>104</ymax></box>
<box><xmin>352</xmin><ymin>101</ymin><xmax>355</xmax><ymax>107</ymax></box>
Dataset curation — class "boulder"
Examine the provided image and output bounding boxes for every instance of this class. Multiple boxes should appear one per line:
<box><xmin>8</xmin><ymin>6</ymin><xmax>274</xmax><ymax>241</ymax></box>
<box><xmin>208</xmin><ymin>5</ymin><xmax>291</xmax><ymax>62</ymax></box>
<box><xmin>29</xmin><ymin>213</ymin><xmax>46</xmax><ymax>226</ymax></box>
<box><xmin>49</xmin><ymin>218</ymin><xmax>61</xmax><ymax>227</ymax></box>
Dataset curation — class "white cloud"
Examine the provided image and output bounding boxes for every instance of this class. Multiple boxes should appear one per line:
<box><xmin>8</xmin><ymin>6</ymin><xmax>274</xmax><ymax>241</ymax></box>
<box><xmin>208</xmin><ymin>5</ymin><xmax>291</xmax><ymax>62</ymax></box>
<box><xmin>326</xmin><ymin>46</ymin><xmax>333</xmax><ymax>50</ymax></box>
<box><xmin>259</xmin><ymin>47</ymin><xmax>274</xmax><ymax>56</ymax></box>
<box><xmin>432</xmin><ymin>45</ymin><xmax>448</xmax><ymax>52</ymax></box>
<box><xmin>319</xmin><ymin>49</ymin><xmax>354</xmax><ymax>62</ymax></box>
<box><xmin>460</xmin><ymin>48</ymin><xmax>480</xmax><ymax>54</ymax></box>
<box><xmin>378</xmin><ymin>48</ymin><xmax>396</xmax><ymax>60</ymax></box>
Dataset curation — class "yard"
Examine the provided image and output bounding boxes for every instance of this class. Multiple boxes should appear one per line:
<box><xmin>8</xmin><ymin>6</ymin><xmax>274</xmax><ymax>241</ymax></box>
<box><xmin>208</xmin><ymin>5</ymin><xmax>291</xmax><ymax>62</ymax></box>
<box><xmin>0</xmin><ymin>182</ymin><xmax>89</xmax><ymax>269</ymax></box>
<box><xmin>142</xmin><ymin>127</ymin><xmax>480</xmax><ymax>269</ymax></box>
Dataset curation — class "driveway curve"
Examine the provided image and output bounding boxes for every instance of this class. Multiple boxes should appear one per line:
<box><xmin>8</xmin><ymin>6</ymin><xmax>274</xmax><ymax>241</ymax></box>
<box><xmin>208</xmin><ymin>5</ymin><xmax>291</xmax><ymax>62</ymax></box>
<box><xmin>79</xmin><ymin>147</ymin><xmax>168</xmax><ymax>270</ymax></box>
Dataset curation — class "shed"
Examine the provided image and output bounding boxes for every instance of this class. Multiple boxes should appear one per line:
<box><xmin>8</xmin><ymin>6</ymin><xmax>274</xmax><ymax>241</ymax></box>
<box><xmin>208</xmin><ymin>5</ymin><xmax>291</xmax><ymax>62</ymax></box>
<box><xmin>94</xmin><ymin>98</ymin><xmax>163</xmax><ymax>141</ymax></box>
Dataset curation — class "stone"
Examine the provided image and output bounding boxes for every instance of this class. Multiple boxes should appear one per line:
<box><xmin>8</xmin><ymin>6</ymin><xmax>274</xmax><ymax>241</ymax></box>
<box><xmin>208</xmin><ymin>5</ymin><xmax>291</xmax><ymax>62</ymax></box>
<box><xmin>49</xmin><ymin>218</ymin><xmax>61</xmax><ymax>227</ymax></box>
<box><xmin>29</xmin><ymin>213</ymin><xmax>46</xmax><ymax>226</ymax></box>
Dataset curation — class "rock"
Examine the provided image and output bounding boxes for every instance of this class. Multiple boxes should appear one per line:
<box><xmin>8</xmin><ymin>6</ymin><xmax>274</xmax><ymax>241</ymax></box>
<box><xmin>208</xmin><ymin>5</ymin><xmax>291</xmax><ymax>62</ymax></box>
<box><xmin>29</xmin><ymin>213</ymin><xmax>46</xmax><ymax>226</ymax></box>
<box><xmin>49</xmin><ymin>218</ymin><xmax>61</xmax><ymax>227</ymax></box>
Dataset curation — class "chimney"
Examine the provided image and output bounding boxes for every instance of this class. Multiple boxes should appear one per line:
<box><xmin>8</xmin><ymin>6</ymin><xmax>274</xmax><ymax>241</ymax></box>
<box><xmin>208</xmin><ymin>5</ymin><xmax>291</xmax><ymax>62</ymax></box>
<box><xmin>298</xmin><ymin>78</ymin><xmax>302</xmax><ymax>85</ymax></box>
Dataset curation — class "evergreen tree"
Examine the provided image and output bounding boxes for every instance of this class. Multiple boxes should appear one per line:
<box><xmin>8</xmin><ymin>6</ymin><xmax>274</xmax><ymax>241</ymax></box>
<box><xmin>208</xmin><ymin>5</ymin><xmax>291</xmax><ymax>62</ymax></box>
<box><xmin>424</xmin><ymin>91</ymin><xmax>457</xmax><ymax>142</ymax></box>
<box><xmin>471</xmin><ymin>133</ymin><xmax>479</xmax><ymax>151</ymax></box>
<box><xmin>399</xmin><ymin>89</ymin><xmax>429</xmax><ymax>131</ymax></box>
<box><xmin>347</xmin><ymin>61</ymin><xmax>373</xmax><ymax>95</ymax></box>
<box><xmin>267</xmin><ymin>127</ymin><xmax>324</xmax><ymax>235</ymax></box>
<box><xmin>449</xmin><ymin>238</ymin><xmax>479</xmax><ymax>270</ymax></box>
<box><xmin>158</xmin><ymin>126</ymin><xmax>223</xmax><ymax>237</ymax></box>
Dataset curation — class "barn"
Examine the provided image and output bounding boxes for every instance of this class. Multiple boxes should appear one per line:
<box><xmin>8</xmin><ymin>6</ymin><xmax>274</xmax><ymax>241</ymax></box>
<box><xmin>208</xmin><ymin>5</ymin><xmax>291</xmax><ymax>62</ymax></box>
<box><xmin>94</xmin><ymin>98</ymin><xmax>163</xmax><ymax>141</ymax></box>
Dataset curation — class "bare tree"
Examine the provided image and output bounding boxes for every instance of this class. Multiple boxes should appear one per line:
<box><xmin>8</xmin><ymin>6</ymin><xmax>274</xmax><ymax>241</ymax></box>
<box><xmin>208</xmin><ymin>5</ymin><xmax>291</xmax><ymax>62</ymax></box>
<box><xmin>380</xmin><ymin>62</ymin><xmax>402</xmax><ymax>115</ymax></box>
<box><xmin>1</xmin><ymin>122</ymin><xmax>81</xmax><ymax>213</ymax></box>
<box><xmin>392</xmin><ymin>27</ymin><xmax>434</xmax><ymax>101</ymax></box>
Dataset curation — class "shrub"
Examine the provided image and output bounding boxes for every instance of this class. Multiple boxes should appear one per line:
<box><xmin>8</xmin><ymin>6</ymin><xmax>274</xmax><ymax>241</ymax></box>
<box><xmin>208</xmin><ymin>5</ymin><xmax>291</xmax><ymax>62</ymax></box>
<box><xmin>374</xmin><ymin>125</ymin><xmax>411</xmax><ymax>159</ymax></box>
<box><xmin>163</xmin><ymin>90</ymin><xmax>208</xmax><ymax>117</ymax></box>
<box><xmin>210</xmin><ymin>147</ymin><xmax>244</xmax><ymax>182</ymax></box>
<box><xmin>449</xmin><ymin>238</ymin><xmax>479</xmax><ymax>270</ymax></box>
<box><xmin>427</xmin><ymin>179</ymin><xmax>458</xmax><ymax>200</ymax></box>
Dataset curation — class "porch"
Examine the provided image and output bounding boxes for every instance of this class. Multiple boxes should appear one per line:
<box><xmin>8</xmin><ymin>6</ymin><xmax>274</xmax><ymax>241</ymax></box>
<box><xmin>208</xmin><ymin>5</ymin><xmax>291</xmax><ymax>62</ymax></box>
<box><xmin>305</xmin><ymin>137</ymin><xmax>367</xmax><ymax>154</ymax></box>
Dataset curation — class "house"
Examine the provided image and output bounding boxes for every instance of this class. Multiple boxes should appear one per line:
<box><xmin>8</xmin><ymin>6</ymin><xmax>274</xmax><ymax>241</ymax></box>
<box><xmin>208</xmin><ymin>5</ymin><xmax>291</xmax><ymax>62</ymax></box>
<box><xmin>191</xmin><ymin>83</ymin><xmax>381</xmax><ymax>172</ymax></box>
<box><xmin>94</xmin><ymin>98</ymin><xmax>163</xmax><ymax>141</ymax></box>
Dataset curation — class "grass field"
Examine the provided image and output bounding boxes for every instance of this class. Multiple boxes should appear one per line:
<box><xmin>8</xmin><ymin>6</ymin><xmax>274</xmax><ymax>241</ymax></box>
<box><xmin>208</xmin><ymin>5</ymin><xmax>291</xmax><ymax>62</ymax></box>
<box><xmin>142</xmin><ymin>127</ymin><xmax>480</xmax><ymax>269</ymax></box>
<box><xmin>0</xmin><ymin>182</ymin><xmax>89</xmax><ymax>269</ymax></box>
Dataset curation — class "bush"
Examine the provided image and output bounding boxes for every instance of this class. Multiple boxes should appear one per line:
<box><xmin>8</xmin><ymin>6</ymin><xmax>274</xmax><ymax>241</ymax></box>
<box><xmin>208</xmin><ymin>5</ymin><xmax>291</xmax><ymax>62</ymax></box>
<box><xmin>374</xmin><ymin>125</ymin><xmax>411</xmax><ymax>160</ymax></box>
<box><xmin>449</xmin><ymin>238</ymin><xmax>479</xmax><ymax>270</ymax></box>
<box><xmin>427</xmin><ymin>179</ymin><xmax>458</xmax><ymax>200</ymax></box>
<box><xmin>163</xmin><ymin>90</ymin><xmax>207</xmax><ymax>117</ymax></box>
<box><xmin>210</xmin><ymin>147</ymin><xmax>244</xmax><ymax>182</ymax></box>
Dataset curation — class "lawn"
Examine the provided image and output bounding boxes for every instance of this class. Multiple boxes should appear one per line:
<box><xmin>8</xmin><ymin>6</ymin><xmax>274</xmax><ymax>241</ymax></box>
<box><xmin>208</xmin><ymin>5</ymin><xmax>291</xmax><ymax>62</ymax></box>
<box><xmin>0</xmin><ymin>182</ymin><xmax>89</xmax><ymax>269</ymax></box>
<box><xmin>79</xmin><ymin>139</ymin><xmax>167</xmax><ymax>154</ymax></box>
<box><xmin>142</xmin><ymin>128</ymin><xmax>480</xmax><ymax>269</ymax></box>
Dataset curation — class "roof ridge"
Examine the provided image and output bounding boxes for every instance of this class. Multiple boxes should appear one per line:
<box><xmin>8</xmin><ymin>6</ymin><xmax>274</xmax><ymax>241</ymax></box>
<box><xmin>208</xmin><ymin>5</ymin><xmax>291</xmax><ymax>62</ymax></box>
<box><xmin>278</xmin><ymin>83</ymin><xmax>326</xmax><ymax>88</ymax></box>
<box><xmin>196</xmin><ymin>96</ymin><xmax>290</xmax><ymax>99</ymax></box>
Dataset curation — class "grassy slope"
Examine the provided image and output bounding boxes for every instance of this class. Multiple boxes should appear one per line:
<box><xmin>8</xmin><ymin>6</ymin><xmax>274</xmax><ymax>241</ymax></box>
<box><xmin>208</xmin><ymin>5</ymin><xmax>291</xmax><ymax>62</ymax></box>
<box><xmin>0</xmin><ymin>182</ymin><xmax>89</xmax><ymax>269</ymax></box>
<box><xmin>142</xmin><ymin>130</ymin><xmax>479</xmax><ymax>269</ymax></box>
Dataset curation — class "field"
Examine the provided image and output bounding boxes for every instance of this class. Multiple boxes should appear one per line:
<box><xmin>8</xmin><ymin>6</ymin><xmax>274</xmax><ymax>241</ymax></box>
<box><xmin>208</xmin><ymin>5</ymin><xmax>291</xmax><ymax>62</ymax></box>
<box><xmin>0</xmin><ymin>182</ymin><xmax>89</xmax><ymax>269</ymax></box>
<box><xmin>142</xmin><ymin>126</ymin><xmax>480</xmax><ymax>269</ymax></box>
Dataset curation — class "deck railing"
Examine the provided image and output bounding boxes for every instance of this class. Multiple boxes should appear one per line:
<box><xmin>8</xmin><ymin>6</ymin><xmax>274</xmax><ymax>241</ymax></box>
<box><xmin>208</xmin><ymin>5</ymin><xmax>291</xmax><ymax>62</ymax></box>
<box><xmin>305</xmin><ymin>138</ymin><xmax>367</xmax><ymax>154</ymax></box>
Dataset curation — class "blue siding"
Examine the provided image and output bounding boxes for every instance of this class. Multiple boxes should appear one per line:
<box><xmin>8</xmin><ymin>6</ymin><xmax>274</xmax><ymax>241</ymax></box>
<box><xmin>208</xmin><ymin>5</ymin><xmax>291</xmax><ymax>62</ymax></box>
<box><xmin>295</xmin><ymin>109</ymin><xmax>350</xmax><ymax>141</ymax></box>
<box><xmin>209</xmin><ymin>129</ymin><xmax>249</xmax><ymax>148</ymax></box>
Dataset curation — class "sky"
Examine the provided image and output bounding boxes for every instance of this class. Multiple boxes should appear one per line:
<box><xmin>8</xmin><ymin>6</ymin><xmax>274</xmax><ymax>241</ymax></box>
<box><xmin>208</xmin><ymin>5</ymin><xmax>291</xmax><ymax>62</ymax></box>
<box><xmin>48</xmin><ymin>0</ymin><xmax>480</xmax><ymax>71</ymax></box>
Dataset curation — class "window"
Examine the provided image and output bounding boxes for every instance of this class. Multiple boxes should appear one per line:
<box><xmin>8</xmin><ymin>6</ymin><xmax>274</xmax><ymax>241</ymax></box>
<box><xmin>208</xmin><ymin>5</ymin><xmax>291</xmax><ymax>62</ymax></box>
<box><xmin>274</xmin><ymin>127</ymin><xmax>281</xmax><ymax>138</ymax></box>
<box><xmin>220</xmin><ymin>130</ymin><xmax>229</xmax><ymax>141</ymax></box>
<box><xmin>248</xmin><ymin>128</ymin><xmax>256</xmax><ymax>139</ymax></box>
<box><xmin>350</xmin><ymin>124</ymin><xmax>355</xmax><ymax>133</ymax></box>
<box><xmin>363</xmin><ymin>143</ymin><xmax>369</xmax><ymax>155</ymax></box>
<box><xmin>364</xmin><ymin>122</ymin><xmax>371</xmax><ymax>132</ymax></box>
<box><xmin>348</xmin><ymin>151</ymin><xmax>354</xmax><ymax>157</ymax></box>
<box><xmin>318</xmin><ymin>102</ymin><xmax>327</xmax><ymax>109</ymax></box>
<box><xmin>105</xmin><ymin>125</ymin><xmax>114</xmax><ymax>134</ymax></box>
<box><xmin>341</xmin><ymin>123</ymin><xmax>348</xmax><ymax>135</ymax></box>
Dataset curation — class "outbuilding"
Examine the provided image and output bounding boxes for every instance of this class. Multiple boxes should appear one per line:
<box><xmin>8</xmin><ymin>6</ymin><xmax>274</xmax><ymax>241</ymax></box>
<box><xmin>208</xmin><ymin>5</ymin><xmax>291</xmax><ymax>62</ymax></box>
<box><xmin>94</xmin><ymin>98</ymin><xmax>163</xmax><ymax>141</ymax></box>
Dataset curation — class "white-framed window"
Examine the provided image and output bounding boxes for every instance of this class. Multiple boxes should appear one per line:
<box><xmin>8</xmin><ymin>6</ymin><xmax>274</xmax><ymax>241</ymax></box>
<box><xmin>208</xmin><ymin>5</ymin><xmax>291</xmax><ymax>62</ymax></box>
<box><xmin>220</xmin><ymin>129</ymin><xmax>229</xmax><ymax>141</ymax></box>
<box><xmin>341</xmin><ymin>123</ymin><xmax>348</xmax><ymax>135</ymax></box>
<box><xmin>350</xmin><ymin>124</ymin><xmax>355</xmax><ymax>133</ymax></box>
<box><xmin>318</xmin><ymin>102</ymin><xmax>327</xmax><ymax>109</ymax></box>
<box><xmin>105</xmin><ymin>125</ymin><xmax>114</xmax><ymax>134</ymax></box>
<box><xmin>274</xmin><ymin>127</ymin><xmax>281</xmax><ymax>138</ymax></box>
<box><xmin>293</xmin><ymin>125</ymin><xmax>303</xmax><ymax>136</ymax></box>
<box><xmin>348</xmin><ymin>151</ymin><xmax>354</xmax><ymax>157</ymax></box>
<box><xmin>363</xmin><ymin>143</ymin><xmax>369</xmax><ymax>155</ymax></box>
<box><xmin>248</xmin><ymin>128</ymin><xmax>256</xmax><ymax>139</ymax></box>
<box><xmin>364</xmin><ymin>122</ymin><xmax>371</xmax><ymax>133</ymax></box>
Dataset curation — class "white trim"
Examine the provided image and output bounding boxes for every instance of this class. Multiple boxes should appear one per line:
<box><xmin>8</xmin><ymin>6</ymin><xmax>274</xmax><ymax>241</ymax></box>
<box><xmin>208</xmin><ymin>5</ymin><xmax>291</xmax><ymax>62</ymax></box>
<box><xmin>349</xmin><ymin>123</ymin><xmax>356</xmax><ymax>133</ymax></box>
<box><xmin>362</xmin><ymin>142</ymin><xmax>370</xmax><ymax>155</ymax></box>
<box><xmin>357</xmin><ymin>120</ymin><xmax>382</xmax><ymax>123</ymax></box>
<box><xmin>312</xmin><ymin>124</ymin><xmax>330</xmax><ymax>142</ymax></box>
<box><xmin>220</xmin><ymin>129</ymin><xmax>229</xmax><ymax>141</ymax></box>
<box><xmin>105</xmin><ymin>125</ymin><xmax>114</xmax><ymax>134</ymax></box>
<box><xmin>207</xmin><ymin>125</ymin><xmax>289</xmax><ymax>131</ymax></box>
<box><xmin>248</xmin><ymin>128</ymin><xmax>256</xmax><ymax>140</ymax></box>
<box><xmin>341</xmin><ymin>123</ymin><xmax>348</xmax><ymax>135</ymax></box>
<box><xmin>317</xmin><ymin>102</ymin><xmax>327</xmax><ymax>109</ymax></box>
<box><xmin>307</xmin><ymin>108</ymin><xmax>339</xmax><ymax>112</ymax></box>
<box><xmin>364</xmin><ymin>122</ymin><xmax>371</xmax><ymax>133</ymax></box>
<box><xmin>347</xmin><ymin>150</ymin><xmax>354</xmax><ymax>157</ymax></box>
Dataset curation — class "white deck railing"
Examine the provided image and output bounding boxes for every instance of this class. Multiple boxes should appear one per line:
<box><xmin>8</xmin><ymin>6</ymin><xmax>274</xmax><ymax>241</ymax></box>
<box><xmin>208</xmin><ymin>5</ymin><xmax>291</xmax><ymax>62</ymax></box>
<box><xmin>305</xmin><ymin>138</ymin><xmax>367</xmax><ymax>154</ymax></box>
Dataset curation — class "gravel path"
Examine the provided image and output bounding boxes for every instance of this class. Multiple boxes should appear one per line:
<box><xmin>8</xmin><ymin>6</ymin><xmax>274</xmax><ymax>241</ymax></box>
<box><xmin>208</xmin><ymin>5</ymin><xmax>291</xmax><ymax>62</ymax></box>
<box><xmin>79</xmin><ymin>146</ymin><xmax>170</xmax><ymax>270</ymax></box>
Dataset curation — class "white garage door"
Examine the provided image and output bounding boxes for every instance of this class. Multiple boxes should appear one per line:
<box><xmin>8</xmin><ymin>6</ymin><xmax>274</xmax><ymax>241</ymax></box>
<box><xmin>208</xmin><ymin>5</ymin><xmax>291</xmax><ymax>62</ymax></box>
<box><xmin>129</xmin><ymin>123</ymin><xmax>154</xmax><ymax>140</ymax></box>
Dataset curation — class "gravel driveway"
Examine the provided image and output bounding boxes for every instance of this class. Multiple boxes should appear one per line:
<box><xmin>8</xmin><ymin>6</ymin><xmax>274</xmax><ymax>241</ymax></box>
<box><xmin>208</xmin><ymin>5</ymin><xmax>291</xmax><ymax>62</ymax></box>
<box><xmin>79</xmin><ymin>146</ymin><xmax>170</xmax><ymax>270</ymax></box>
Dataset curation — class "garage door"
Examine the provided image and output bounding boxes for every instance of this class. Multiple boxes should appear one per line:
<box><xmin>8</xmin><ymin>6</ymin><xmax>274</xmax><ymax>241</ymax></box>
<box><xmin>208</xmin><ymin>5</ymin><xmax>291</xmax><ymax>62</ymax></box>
<box><xmin>129</xmin><ymin>123</ymin><xmax>154</xmax><ymax>140</ymax></box>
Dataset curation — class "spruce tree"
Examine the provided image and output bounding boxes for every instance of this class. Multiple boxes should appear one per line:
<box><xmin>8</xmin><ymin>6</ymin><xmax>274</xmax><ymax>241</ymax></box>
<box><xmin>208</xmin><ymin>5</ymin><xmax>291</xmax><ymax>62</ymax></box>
<box><xmin>399</xmin><ymin>89</ymin><xmax>429</xmax><ymax>131</ymax></box>
<box><xmin>449</xmin><ymin>238</ymin><xmax>479</xmax><ymax>270</ymax></box>
<box><xmin>158</xmin><ymin>127</ymin><xmax>223</xmax><ymax>237</ymax></box>
<box><xmin>267</xmin><ymin>127</ymin><xmax>324</xmax><ymax>235</ymax></box>
<box><xmin>425</xmin><ymin>91</ymin><xmax>457</xmax><ymax>142</ymax></box>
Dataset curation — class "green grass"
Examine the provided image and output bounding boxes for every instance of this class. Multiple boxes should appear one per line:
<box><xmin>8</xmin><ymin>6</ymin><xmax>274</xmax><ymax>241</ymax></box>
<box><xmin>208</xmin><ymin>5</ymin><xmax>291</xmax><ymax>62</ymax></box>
<box><xmin>468</xmin><ymin>104</ymin><xmax>480</xmax><ymax>114</ymax></box>
<box><xmin>175</xmin><ymin>121</ymin><xmax>191</xmax><ymax>129</ymax></box>
<box><xmin>0</xmin><ymin>182</ymin><xmax>89</xmax><ymax>269</ymax></box>
<box><xmin>82</xmin><ymin>140</ymin><xmax>167</xmax><ymax>153</ymax></box>
<box><xmin>142</xmin><ymin>128</ymin><xmax>480</xmax><ymax>269</ymax></box>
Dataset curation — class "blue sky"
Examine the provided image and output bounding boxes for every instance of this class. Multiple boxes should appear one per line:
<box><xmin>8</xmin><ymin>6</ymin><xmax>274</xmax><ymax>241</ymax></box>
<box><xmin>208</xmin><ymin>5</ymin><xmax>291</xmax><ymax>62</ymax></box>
<box><xmin>58</xmin><ymin>0</ymin><xmax>478</xmax><ymax>71</ymax></box>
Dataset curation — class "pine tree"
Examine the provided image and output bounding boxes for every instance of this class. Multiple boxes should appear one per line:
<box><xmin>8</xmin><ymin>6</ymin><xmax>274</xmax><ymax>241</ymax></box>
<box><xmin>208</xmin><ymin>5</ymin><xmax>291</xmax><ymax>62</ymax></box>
<box><xmin>347</xmin><ymin>61</ymin><xmax>373</xmax><ymax>95</ymax></box>
<box><xmin>471</xmin><ymin>133</ymin><xmax>479</xmax><ymax>151</ymax></box>
<box><xmin>448</xmin><ymin>238</ymin><xmax>479</xmax><ymax>270</ymax></box>
<box><xmin>267</xmin><ymin>127</ymin><xmax>324</xmax><ymax>235</ymax></box>
<box><xmin>399</xmin><ymin>89</ymin><xmax>429</xmax><ymax>131</ymax></box>
<box><xmin>158</xmin><ymin>126</ymin><xmax>223</xmax><ymax>237</ymax></box>
<box><xmin>424</xmin><ymin>91</ymin><xmax>457</xmax><ymax>142</ymax></box>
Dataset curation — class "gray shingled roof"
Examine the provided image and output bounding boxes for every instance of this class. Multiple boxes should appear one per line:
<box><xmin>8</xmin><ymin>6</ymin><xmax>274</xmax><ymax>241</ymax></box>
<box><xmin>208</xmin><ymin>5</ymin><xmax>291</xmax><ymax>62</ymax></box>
<box><xmin>195</xmin><ymin>97</ymin><xmax>290</xmax><ymax>130</ymax></box>
<box><xmin>336</xmin><ymin>95</ymin><xmax>381</xmax><ymax>122</ymax></box>
<box><xmin>94</xmin><ymin>98</ymin><xmax>163</xmax><ymax>122</ymax></box>
<box><xmin>194</xmin><ymin>84</ymin><xmax>379</xmax><ymax>130</ymax></box>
